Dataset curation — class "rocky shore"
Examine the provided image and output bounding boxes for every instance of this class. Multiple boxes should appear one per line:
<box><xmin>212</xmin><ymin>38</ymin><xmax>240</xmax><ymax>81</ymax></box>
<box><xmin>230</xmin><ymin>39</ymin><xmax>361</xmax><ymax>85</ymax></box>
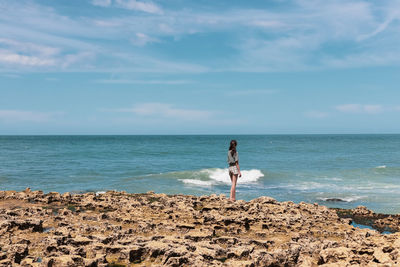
<box><xmin>1</xmin><ymin>189</ymin><xmax>400</xmax><ymax>266</ymax></box>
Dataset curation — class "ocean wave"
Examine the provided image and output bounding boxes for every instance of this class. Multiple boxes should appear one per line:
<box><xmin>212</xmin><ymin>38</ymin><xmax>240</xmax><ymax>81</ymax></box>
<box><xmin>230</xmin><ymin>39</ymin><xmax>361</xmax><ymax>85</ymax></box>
<box><xmin>320</xmin><ymin>177</ymin><xmax>343</xmax><ymax>181</ymax></box>
<box><xmin>376</xmin><ymin>165</ymin><xmax>387</xmax><ymax>169</ymax></box>
<box><xmin>179</xmin><ymin>168</ymin><xmax>264</xmax><ymax>186</ymax></box>
<box><xmin>295</xmin><ymin>181</ymin><xmax>339</xmax><ymax>191</ymax></box>
<box><xmin>180</xmin><ymin>179</ymin><xmax>214</xmax><ymax>186</ymax></box>
<box><xmin>207</xmin><ymin>168</ymin><xmax>264</xmax><ymax>184</ymax></box>
<box><xmin>317</xmin><ymin>195</ymin><xmax>366</xmax><ymax>202</ymax></box>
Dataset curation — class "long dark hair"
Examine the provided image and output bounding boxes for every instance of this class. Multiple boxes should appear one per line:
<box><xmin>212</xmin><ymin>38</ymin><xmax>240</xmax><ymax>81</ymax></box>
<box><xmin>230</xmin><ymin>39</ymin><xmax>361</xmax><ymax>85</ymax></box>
<box><xmin>229</xmin><ymin>140</ymin><xmax>237</xmax><ymax>157</ymax></box>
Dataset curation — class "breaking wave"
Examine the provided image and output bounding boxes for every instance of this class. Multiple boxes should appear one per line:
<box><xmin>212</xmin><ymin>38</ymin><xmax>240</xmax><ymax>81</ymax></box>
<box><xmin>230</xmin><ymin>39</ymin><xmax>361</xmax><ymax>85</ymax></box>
<box><xmin>178</xmin><ymin>168</ymin><xmax>264</xmax><ymax>186</ymax></box>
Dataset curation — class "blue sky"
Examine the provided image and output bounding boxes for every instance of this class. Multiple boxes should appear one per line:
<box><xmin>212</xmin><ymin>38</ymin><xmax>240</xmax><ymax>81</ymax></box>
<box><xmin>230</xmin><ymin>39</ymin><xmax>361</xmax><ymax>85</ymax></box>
<box><xmin>1</xmin><ymin>0</ymin><xmax>400</xmax><ymax>134</ymax></box>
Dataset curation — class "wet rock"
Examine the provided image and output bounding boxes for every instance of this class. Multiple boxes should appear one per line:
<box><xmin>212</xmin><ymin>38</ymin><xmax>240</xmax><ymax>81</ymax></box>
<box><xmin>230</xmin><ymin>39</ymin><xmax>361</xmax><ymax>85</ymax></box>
<box><xmin>353</xmin><ymin>206</ymin><xmax>374</xmax><ymax>216</ymax></box>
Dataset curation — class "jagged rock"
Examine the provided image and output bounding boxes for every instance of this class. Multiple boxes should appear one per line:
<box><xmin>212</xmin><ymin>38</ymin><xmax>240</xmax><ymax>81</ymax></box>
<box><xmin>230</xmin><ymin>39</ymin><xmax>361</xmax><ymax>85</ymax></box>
<box><xmin>250</xmin><ymin>196</ymin><xmax>277</xmax><ymax>205</ymax></box>
<box><xmin>83</xmin><ymin>253</ymin><xmax>107</xmax><ymax>267</ymax></box>
<box><xmin>0</xmin><ymin>252</ymin><xmax>7</xmax><ymax>260</ymax></box>
<box><xmin>2</xmin><ymin>189</ymin><xmax>400</xmax><ymax>266</ymax></box>
<box><xmin>0</xmin><ymin>259</ymin><xmax>12</xmax><ymax>266</ymax></box>
<box><xmin>9</xmin><ymin>244</ymin><xmax>28</xmax><ymax>264</ymax></box>
<box><xmin>129</xmin><ymin>246</ymin><xmax>147</xmax><ymax>263</ymax></box>
<box><xmin>20</xmin><ymin>256</ymin><xmax>35</xmax><ymax>266</ymax></box>
<box><xmin>319</xmin><ymin>247</ymin><xmax>352</xmax><ymax>264</ymax></box>
<box><xmin>69</xmin><ymin>236</ymin><xmax>92</xmax><ymax>246</ymax></box>
<box><xmin>353</xmin><ymin>206</ymin><xmax>374</xmax><ymax>216</ymax></box>
<box><xmin>45</xmin><ymin>192</ymin><xmax>61</xmax><ymax>204</ymax></box>
<box><xmin>5</xmin><ymin>218</ymin><xmax>43</xmax><ymax>232</ymax></box>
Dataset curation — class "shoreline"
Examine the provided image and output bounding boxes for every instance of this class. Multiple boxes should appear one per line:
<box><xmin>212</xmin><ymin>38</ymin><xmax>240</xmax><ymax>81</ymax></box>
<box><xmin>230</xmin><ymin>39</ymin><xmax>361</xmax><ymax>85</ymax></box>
<box><xmin>1</xmin><ymin>189</ymin><xmax>400</xmax><ymax>266</ymax></box>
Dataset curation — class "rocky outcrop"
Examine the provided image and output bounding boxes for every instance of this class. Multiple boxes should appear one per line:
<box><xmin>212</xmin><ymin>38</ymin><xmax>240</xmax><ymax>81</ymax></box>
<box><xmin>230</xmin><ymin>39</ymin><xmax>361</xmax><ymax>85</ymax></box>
<box><xmin>335</xmin><ymin>205</ymin><xmax>400</xmax><ymax>233</ymax></box>
<box><xmin>1</xmin><ymin>189</ymin><xmax>400</xmax><ymax>266</ymax></box>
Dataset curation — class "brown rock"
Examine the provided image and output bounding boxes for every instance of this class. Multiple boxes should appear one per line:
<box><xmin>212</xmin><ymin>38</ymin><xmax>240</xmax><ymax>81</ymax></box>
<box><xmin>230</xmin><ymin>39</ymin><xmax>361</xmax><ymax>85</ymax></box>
<box><xmin>2</xmin><ymin>189</ymin><xmax>400</xmax><ymax>266</ymax></box>
<box><xmin>353</xmin><ymin>206</ymin><xmax>374</xmax><ymax>216</ymax></box>
<box><xmin>129</xmin><ymin>246</ymin><xmax>147</xmax><ymax>263</ymax></box>
<box><xmin>10</xmin><ymin>244</ymin><xmax>29</xmax><ymax>264</ymax></box>
<box><xmin>319</xmin><ymin>247</ymin><xmax>351</xmax><ymax>264</ymax></box>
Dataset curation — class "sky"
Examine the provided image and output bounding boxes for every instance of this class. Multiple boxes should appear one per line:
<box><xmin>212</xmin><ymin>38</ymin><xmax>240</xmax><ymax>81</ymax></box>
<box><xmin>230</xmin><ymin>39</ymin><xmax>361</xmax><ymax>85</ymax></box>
<box><xmin>1</xmin><ymin>0</ymin><xmax>400</xmax><ymax>134</ymax></box>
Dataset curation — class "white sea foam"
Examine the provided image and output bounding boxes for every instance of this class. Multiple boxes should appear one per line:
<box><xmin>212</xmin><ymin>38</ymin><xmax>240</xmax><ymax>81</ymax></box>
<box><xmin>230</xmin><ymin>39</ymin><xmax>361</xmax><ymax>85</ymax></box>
<box><xmin>179</xmin><ymin>168</ymin><xmax>264</xmax><ymax>186</ymax></box>
<box><xmin>376</xmin><ymin>165</ymin><xmax>386</xmax><ymax>169</ymax></box>
<box><xmin>206</xmin><ymin>168</ymin><xmax>264</xmax><ymax>184</ymax></box>
<box><xmin>321</xmin><ymin>177</ymin><xmax>342</xmax><ymax>181</ymax></box>
<box><xmin>180</xmin><ymin>179</ymin><xmax>214</xmax><ymax>186</ymax></box>
<box><xmin>295</xmin><ymin>182</ymin><xmax>337</xmax><ymax>190</ymax></box>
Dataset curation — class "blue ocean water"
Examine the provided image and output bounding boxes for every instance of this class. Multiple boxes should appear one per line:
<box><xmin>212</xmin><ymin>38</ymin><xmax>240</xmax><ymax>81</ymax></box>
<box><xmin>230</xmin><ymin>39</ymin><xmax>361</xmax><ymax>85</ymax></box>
<box><xmin>1</xmin><ymin>135</ymin><xmax>400</xmax><ymax>214</ymax></box>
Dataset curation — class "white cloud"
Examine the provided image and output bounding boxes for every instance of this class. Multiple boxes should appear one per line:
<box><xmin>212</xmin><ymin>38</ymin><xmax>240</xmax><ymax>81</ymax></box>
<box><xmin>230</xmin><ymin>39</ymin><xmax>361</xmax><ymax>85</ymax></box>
<box><xmin>0</xmin><ymin>38</ymin><xmax>59</xmax><ymax>56</ymax></box>
<box><xmin>61</xmin><ymin>52</ymin><xmax>96</xmax><ymax>68</ymax></box>
<box><xmin>91</xmin><ymin>0</ymin><xmax>112</xmax><ymax>7</ymax></box>
<box><xmin>2</xmin><ymin>0</ymin><xmax>400</xmax><ymax>73</ymax></box>
<box><xmin>336</xmin><ymin>104</ymin><xmax>362</xmax><ymax>113</ymax></box>
<box><xmin>363</xmin><ymin>105</ymin><xmax>383</xmax><ymax>114</ymax></box>
<box><xmin>335</xmin><ymin>104</ymin><xmax>383</xmax><ymax>114</ymax></box>
<box><xmin>91</xmin><ymin>0</ymin><xmax>162</xmax><ymax>14</ymax></box>
<box><xmin>115</xmin><ymin>103</ymin><xmax>212</xmax><ymax>120</ymax></box>
<box><xmin>0</xmin><ymin>51</ymin><xmax>55</xmax><ymax>66</ymax></box>
<box><xmin>115</xmin><ymin>0</ymin><xmax>162</xmax><ymax>14</ymax></box>
<box><xmin>223</xmin><ymin>1</ymin><xmax>400</xmax><ymax>71</ymax></box>
<box><xmin>0</xmin><ymin>110</ymin><xmax>52</xmax><ymax>122</ymax></box>
<box><xmin>0</xmin><ymin>38</ymin><xmax>58</xmax><ymax>66</ymax></box>
<box><xmin>248</xmin><ymin>20</ymin><xmax>285</xmax><ymax>29</ymax></box>
<box><xmin>0</xmin><ymin>38</ymin><xmax>94</xmax><ymax>69</ymax></box>
<box><xmin>130</xmin><ymin>33</ymin><xmax>160</xmax><ymax>46</ymax></box>
<box><xmin>93</xmin><ymin>20</ymin><xmax>121</xmax><ymax>27</ymax></box>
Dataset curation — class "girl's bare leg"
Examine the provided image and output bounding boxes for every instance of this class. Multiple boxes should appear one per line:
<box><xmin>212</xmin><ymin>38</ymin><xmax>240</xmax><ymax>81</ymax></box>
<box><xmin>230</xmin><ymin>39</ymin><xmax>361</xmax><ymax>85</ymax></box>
<box><xmin>230</xmin><ymin>174</ymin><xmax>238</xmax><ymax>201</ymax></box>
<box><xmin>229</xmin><ymin>172</ymin><xmax>233</xmax><ymax>200</ymax></box>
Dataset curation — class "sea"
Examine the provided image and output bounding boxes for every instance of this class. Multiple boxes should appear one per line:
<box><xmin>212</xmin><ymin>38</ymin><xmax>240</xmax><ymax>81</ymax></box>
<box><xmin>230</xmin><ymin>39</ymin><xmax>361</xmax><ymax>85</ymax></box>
<box><xmin>1</xmin><ymin>135</ymin><xmax>400</xmax><ymax>214</ymax></box>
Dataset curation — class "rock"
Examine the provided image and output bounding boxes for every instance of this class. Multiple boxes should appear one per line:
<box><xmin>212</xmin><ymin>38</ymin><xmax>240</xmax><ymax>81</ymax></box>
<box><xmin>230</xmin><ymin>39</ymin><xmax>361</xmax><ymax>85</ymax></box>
<box><xmin>20</xmin><ymin>256</ymin><xmax>35</xmax><ymax>265</ymax></box>
<box><xmin>0</xmin><ymin>259</ymin><xmax>12</xmax><ymax>266</ymax></box>
<box><xmin>319</xmin><ymin>247</ymin><xmax>351</xmax><ymax>264</ymax></box>
<box><xmin>45</xmin><ymin>255</ymin><xmax>74</xmax><ymax>266</ymax></box>
<box><xmin>129</xmin><ymin>246</ymin><xmax>147</xmax><ymax>263</ymax></box>
<box><xmin>9</xmin><ymin>219</ymin><xmax>43</xmax><ymax>232</ymax></box>
<box><xmin>250</xmin><ymin>196</ymin><xmax>277</xmax><ymax>204</ymax></box>
<box><xmin>10</xmin><ymin>244</ymin><xmax>28</xmax><ymax>264</ymax></box>
<box><xmin>83</xmin><ymin>253</ymin><xmax>107</xmax><ymax>267</ymax></box>
<box><xmin>353</xmin><ymin>206</ymin><xmax>374</xmax><ymax>216</ymax></box>
<box><xmin>227</xmin><ymin>246</ymin><xmax>252</xmax><ymax>259</ymax></box>
<box><xmin>373</xmin><ymin>247</ymin><xmax>392</xmax><ymax>264</ymax></box>
<box><xmin>46</xmin><ymin>192</ymin><xmax>61</xmax><ymax>204</ymax></box>
<box><xmin>2</xmin><ymin>189</ymin><xmax>400</xmax><ymax>266</ymax></box>
<box><xmin>23</xmin><ymin>188</ymin><xmax>31</xmax><ymax>194</ymax></box>
<box><xmin>0</xmin><ymin>252</ymin><xmax>7</xmax><ymax>260</ymax></box>
<box><xmin>145</xmin><ymin>241</ymin><xmax>169</xmax><ymax>258</ymax></box>
<box><xmin>69</xmin><ymin>236</ymin><xmax>92</xmax><ymax>246</ymax></box>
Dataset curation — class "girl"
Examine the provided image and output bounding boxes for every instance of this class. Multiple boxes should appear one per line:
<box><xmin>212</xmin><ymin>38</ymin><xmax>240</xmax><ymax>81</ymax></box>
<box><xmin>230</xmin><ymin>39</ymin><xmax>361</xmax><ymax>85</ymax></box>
<box><xmin>227</xmin><ymin>140</ymin><xmax>241</xmax><ymax>201</ymax></box>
